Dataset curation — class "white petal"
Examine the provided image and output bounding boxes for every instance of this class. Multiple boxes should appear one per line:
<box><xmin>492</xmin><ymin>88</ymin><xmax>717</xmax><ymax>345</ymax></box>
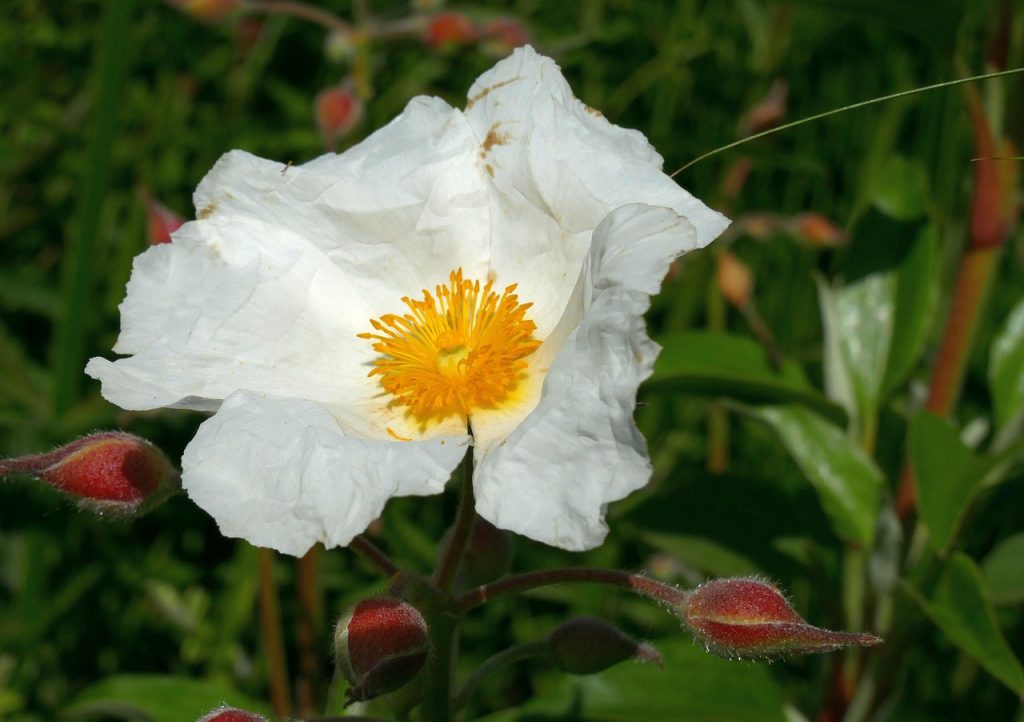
<box><xmin>463</xmin><ymin>46</ymin><xmax>728</xmax><ymax>337</ymax></box>
<box><xmin>182</xmin><ymin>391</ymin><xmax>470</xmax><ymax>556</ymax></box>
<box><xmin>473</xmin><ymin>288</ymin><xmax>656</xmax><ymax>551</ymax></box>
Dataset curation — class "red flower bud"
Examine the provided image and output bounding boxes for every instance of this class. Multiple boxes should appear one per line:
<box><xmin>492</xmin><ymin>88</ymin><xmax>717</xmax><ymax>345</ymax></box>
<box><xmin>547</xmin><ymin>616</ymin><xmax>662</xmax><ymax>675</ymax></box>
<box><xmin>480</xmin><ymin>18</ymin><xmax>530</xmax><ymax>57</ymax></box>
<box><xmin>423</xmin><ymin>12</ymin><xmax>478</xmax><ymax>49</ymax></box>
<box><xmin>164</xmin><ymin>0</ymin><xmax>243</xmax><ymax>24</ymax></box>
<box><xmin>141</xmin><ymin>189</ymin><xmax>185</xmax><ymax>245</ymax></box>
<box><xmin>0</xmin><ymin>432</ymin><xmax>178</xmax><ymax>516</ymax></box>
<box><xmin>196</xmin><ymin>707</ymin><xmax>267</xmax><ymax>722</ymax></box>
<box><xmin>335</xmin><ymin>597</ymin><xmax>430</xmax><ymax>704</ymax></box>
<box><xmin>315</xmin><ymin>83</ymin><xmax>364</xmax><ymax>151</ymax></box>
<box><xmin>682</xmin><ymin>578</ymin><xmax>881</xmax><ymax>659</ymax></box>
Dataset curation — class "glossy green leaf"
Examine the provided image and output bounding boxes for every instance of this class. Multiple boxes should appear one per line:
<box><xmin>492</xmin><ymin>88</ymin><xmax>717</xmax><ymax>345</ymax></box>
<box><xmin>908</xmin><ymin>553</ymin><xmax>1024</xmax><ymax>695</ymax></box>
<box><xmin>883</xmin><ymin>226</ymin><xmax>939</xmax><ymax>394</ymax></box>
<box><xmin>983</xmin><ymin>533</ymin><xmax>1024</xmax><ymax>605</ymax></box>
<box><xmin>752</xmin><ymin>405</ymin><xmax>883</xmax><ymax>545</ymax></box>
<box><xmin>908</xmin><ymin>413</ymin><xmax>989</xmax><ymax>550</ymax></box>
<box><xmin>989</xmin><ymin>296</ymin><xmax>1024</xmax><ymax>429</ymax></box>
<box><xmin>650</xmin><ymin>332</ymin><xmax>844</xmax><ymax>424</ymax></box>
<box><xmin>477</xmin><ymin>639</ymin><xmax>787</xmax><ymax>722</ymax></box>
<box><xmin>64</xmin><ymin>675</ymin><xmax>271</xmax><ymax>721</ymax></box>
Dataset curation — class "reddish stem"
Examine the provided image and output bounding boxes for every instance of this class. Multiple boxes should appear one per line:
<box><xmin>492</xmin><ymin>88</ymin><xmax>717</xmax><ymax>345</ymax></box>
<box><xmin>456</xmin><ymin>568</ymin><xmax>689</xmax><ymax>613</ymax></box>
<box><xmin>257</xmin><ymin>548</ymin><xmax>293</xmax><ymax>719</ymax></box>
<box><xmin>295</xmin><ymin>547</ymin><xmax>323</xmax><ymax>717</ymax></box>
<box><xmin>349</xmin><ymin>534</ymin><xmax>400</xmax><ymax>577</ymax></box>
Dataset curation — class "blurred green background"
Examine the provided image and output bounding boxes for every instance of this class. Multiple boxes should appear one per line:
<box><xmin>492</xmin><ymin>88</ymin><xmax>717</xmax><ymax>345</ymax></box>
<box><xmin>1</xmin><ymin>1</ymin><xmax>1023</xmax><ymax>721</ymax></box>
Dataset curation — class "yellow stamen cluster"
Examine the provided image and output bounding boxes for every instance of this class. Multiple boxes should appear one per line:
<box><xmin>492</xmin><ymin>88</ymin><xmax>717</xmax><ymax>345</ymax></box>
<box><xmin>359</xmin><ymin>269</ymin><xmax>541</xmax><ymax>425</ymax></box>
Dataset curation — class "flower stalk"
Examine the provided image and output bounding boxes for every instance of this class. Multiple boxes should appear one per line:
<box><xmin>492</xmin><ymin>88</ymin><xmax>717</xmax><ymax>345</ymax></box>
<box><xmin>434</xmin><ymin>453</ymin><xmax>476</xmax><ymax>592</ymax></box>
<box><xmin>257</xmin><ymin>548</ymin><xmax>293</xmax><ymax>719</ymax></box>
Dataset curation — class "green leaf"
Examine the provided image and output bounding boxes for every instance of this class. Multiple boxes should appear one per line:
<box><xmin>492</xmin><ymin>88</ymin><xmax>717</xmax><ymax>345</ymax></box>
<box><xmin>650</xmin><ymin>332</ymin><xmax>845</xmax><ymax>424</ymax></box>
<box><xmin>64</xmin><ymin>675</ymin><xmax>271</xmax><ymax>722</ymax></box>
<box><xmin>907</xmin><ymin>553</ymin><xmax>1024</xmax><ymax>695</ymax></box>
<box><xmin>824</xmin><ymin>273</ymin><xmax>895</xmax><ymax>423</ymax></box>
<box><xmin>642</xmin><ymin>532</ymin><xmax>760</xmax><ymax>577</ymax></box>
<box><xmin>989</xmin><ymin>296</ymin><xmax>1024</xmax><ymax>429</ymax></box>
<box><xmin>983</xmin><ymin>533</ymin><xmax>1024</xmax><ymax>605</ymax></box>
<box><xmin>883</xmin><ymin>226</ymin><xmax>939</xmax><ymax>394</ymax></box>
<box><xmin>477</xmin><ymin>639</ymin><xmax>787</xmax><ymax>722</ymax></box>
<box><xmin>750</xmin><ymin>405</ymin><xmax>883</xmax><ymax>545</ymax></box>
<box><xmin>908</xmin><ymin>413</ymin><xmax>989</xmax><ymax>551</ymax></box>
<box><xmin>869</xmin><ymin>155</ymin><xmax>929</xmax><ymax>220</ymax></box>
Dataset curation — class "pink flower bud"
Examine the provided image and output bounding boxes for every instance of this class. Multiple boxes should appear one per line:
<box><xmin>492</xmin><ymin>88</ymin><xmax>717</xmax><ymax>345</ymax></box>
<box><xmin>682</xmin><ymin>578</ymin><xmax>881</xmax><ymax>659</ymax></box>
<box><xmin>0</xmin><ymin>432</ymin><xmax>178</xmax><ymax>516</ymax></box>
<box><xmin>480</xmin><ymin>18</ymin><xmax>530</xmax><ymax>57</ymax></box>
<box><xmin>141</xmin><ymin>190</ymin><xmax>185</xmax><ymax>245</ymax></box>
<box><xmin>335</xmin><ymin>597</ymin><xmax>430</xmax><ymax>703</ymax></box>
<box><xmin>164</xmin><ymin>0</ymin><xmax>243</xmax><ymax>24</ymax></box>
<box><xmin>315</xmin><ymin>83</ymin><xmax>364</xmax><ymax>151</ymax></box>
<box><xmin>547</xmin><ymin>616</ymin><xmax>662</xmax><ymax>675</ymax></box>
<box><xmin>423</xmin><ymin>12</ymin><xmax>478</xmax><ymax>49</ymax></box>
<box><xmin>196</xmin><ymin>707</ymin><xmax>267</xmax><ymax>722</ymax></box>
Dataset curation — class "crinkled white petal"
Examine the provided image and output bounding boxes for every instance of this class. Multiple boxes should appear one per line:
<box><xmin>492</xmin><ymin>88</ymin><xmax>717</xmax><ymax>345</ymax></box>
<box><xmin>463</xmin><ymin>46</ymin><xmax>728</xmax><ymax>339</ymax></box>
<box><xmin>182</xmin><ymin>391</ymin><xmax>470</xmax><ymax>556</ymax></box>
<box><xmin>473</xmin><ymin>286</ymin><xmax>656</xmax><ymax>551</ymax></box>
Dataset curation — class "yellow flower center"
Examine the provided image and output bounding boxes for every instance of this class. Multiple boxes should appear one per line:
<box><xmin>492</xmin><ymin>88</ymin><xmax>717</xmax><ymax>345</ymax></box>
<box><xmin>359</xmin><ymin>269</ymin><xmax>541</xmax><ymax>425</ymax></box>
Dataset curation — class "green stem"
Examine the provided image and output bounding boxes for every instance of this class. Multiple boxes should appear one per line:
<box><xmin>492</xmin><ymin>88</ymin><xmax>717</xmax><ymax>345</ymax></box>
<box><xmin>51</xmin><ymin>0</ymin><xmax>132</xmax><ymax>412</ymax></box>
<box><xmin>434</xmin><ymin>453</ymin><xmax>476</xmax><ymax>592</ymax></box>
<box><xmin>457</xmin><ymin>568</ymin><xmax>688</xmax><ymax>613</ymax></box>
<box><xmin>454</xmin><ymin>641</ymin><xmax>548</xmax><ymax>712</ymax></box>
<box><xmin>419</xmin><ymin>607</ymin><xmax>458</xmax><ymax>722</ymax></box>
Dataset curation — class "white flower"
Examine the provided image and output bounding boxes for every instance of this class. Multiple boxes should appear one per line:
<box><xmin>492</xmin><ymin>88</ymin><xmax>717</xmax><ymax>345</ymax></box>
<box><xmin>86</xmin><ymin>47</ymin><xmax>728</xmax><ymax>555</ymax></box>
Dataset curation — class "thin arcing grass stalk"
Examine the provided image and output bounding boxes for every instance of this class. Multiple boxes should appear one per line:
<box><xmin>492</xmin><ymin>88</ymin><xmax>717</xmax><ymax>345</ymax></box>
<box><xmin>258</xmin><ymin>548</ymin><xmax>293</xmax><ymax>719</ymax></box>
<box><xmin>670</xmin><ymin>66</ymin><xmax>1024</xmax><ymax>176</ymax></box>
<box><xmin>50</xmin><ymin>0</ymin><xmax>132</xmax><ymax>413</ymax></box>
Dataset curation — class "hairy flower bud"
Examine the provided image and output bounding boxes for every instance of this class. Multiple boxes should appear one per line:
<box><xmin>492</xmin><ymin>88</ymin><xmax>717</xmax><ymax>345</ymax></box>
<box><xmin>196</xmin><ymin>707</ymin><xmax>267</xmax><ymax>722</ymax></box>
<box><xmin>423</xmin><ymin>12</ymin><xmax>478</xmax><ymax>49</ymax></box>
<box><xmin>682</xmin><ymin>578</ymin><xmax>881</xmax><ymax>659</ymax></box>
<box><xmin>547</xmin><ymin>616</ymin><xmax>662</xmax><ymax>675</ymax></box>
<box><xmin>0</xmin><ymin>432</ymin><xmax>178</xmax><ymax>516</ymax></box>
<box><xmin>335</xmin><ymin>597</ymin><xmax>430</xmax><ymax>704</ymax></box>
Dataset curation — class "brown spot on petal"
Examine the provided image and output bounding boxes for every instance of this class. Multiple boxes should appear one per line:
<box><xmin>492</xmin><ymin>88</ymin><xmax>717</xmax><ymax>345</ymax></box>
<box><xmin>198</xmin><ymin>200</ymin><xmax>219</xmax><ymax>219</ymax></box>
<box><xmin>584</xmin><ymin>104</ymin><xmax>604</xmax><ymax>118</ymax></box>
<box><xmin>465</xmin><ymin>77</ymin><xmax>519</xmax><ymax>109</ymax></box>
<box><xmin>482</xmin><ymin>124</ymin><xmax>512</xmax><ymax>153</ymax></box>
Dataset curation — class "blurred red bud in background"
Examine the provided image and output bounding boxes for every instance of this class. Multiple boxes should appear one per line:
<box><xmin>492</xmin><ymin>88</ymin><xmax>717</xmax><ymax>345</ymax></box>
<box><xmin>315</xmin><ymin>83</ymin><xmax>364</xmax><ymax>151</ymax></box>
<box><xmin>424</xmin><ymin>12</ymin><xmax>478</xmax><ymax>49</ymax></box>
<box><xmin>1</xmin><ymin>432</ymin><xmax>179</xmax><ymax>516</ymax></box>
<box><xmin>480</xmin><ymin>17</ymin><xmax>530</xmax><ymax>57</ymax></box>
<box><xmin>140</xmin><ymin>189</ymin><xmax>185</xmax><ymax>245</ymax></box>
<box><xmin>164</xmin><ymin>0</ymin><xmax>243</xmax><ymax>24</ymax></box>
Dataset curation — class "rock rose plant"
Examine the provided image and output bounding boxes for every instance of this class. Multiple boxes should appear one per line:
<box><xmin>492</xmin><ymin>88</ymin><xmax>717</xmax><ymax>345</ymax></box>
<box><xmin>4</xmin><ymin>39</ymin><xmax>881</xmax><ymax>722</ymax></box>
